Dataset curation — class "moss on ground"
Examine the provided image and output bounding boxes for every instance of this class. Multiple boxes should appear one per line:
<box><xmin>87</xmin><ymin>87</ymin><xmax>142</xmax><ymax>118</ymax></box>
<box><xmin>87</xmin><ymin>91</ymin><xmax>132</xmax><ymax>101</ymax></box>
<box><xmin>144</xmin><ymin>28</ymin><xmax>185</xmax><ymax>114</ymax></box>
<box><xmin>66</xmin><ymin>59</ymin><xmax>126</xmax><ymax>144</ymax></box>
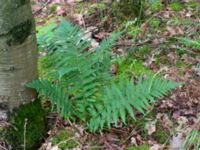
<box><xmin>116</xmin><ymin>57</ymin><xmax>153</xmax><ymax>78</ymax></box>
<box><xmin>125</xmin><ymin>144</ymin><xmax>150</xmax><ymax>150</ymax></box>
<box><xmin>127</xmin><ymin>111</ymin><xmax>170</xmax><ymax>145</ymax></box>
<box><xmin>51</xmin><ymin>128</ymin><xmax>78</xmax><ymax>150</ymax></box>
<box><xmin>3</xmin><ymin>99</ymin><xmax>47</xmax><ymax>150</ymax></box>
<box><xmin>152</xmin><ymin>121</ymin><xmax>170</xmax><ymax>144</ymax></box>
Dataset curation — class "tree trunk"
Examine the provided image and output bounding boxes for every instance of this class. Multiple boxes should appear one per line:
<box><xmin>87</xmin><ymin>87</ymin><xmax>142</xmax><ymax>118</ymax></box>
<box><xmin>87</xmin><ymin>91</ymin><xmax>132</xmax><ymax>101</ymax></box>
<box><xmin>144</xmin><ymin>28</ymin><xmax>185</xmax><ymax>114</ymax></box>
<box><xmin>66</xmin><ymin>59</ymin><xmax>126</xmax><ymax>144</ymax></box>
<box><xmin>0</xmin><ymin>0</ymin><xmax>37</xmax><ymax>119</ymax></box>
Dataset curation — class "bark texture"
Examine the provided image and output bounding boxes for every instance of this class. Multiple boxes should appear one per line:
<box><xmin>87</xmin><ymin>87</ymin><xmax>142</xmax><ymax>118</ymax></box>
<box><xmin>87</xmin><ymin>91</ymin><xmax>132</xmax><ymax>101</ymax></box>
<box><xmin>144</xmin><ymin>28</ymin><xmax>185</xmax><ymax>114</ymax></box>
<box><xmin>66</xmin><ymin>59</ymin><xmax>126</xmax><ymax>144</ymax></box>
<box><xmin>0</xmin><ymin>0</ymin><xmax>37</xmax><ymax>118</ymax></box>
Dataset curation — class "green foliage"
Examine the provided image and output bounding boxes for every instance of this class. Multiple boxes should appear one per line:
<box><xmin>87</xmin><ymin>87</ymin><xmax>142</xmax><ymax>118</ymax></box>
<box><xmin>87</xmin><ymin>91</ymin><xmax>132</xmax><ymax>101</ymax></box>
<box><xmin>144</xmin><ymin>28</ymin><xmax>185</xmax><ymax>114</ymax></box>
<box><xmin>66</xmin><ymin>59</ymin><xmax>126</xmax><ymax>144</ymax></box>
<box><xmin>148</xmin><ymin>0</ymin><xmax>163</xmax><ymax>12</ymax></box>
<box><xmin>176</xmin><ymin>37</ymin><xmax>200</xmax><ymax>49</ymax></box>
<box><xmin>169</xmin><ymin>2</ymin><xmax>184</xmax><ymax>11</ymax></box>
<box><xmin>125</xmin><ymin>20</ymin><xmax>141</xmax><ymax>40</ymax></box>
<box><xmin>29</xmin><ymin>18</ymin><xmax>119</xmax><ymax>122</ymax></box>
<box><xmin>186</xmin><ymin>1</ymin><xmax>199</xmax><ymax>9</ymax></box>
<box><xmin>149</xmin><ymin>17</ymin><xmax>161</xmax><ymax>28</ymax></box>
<box><xmin>167</xmin><ymin>37</ymin><xmax>200</xmax><ymax>55</ymax></box>
<box><xmin>115</xmin><ymin>57</ymin><xmax>153</xmax><ymax>77</ymax></box>
<box><xmin>28</xmin><ymin>19</ymin><xmax>181</xmax><ymax>132</ymax></box>
<box><xmin>168</xmin><ymin>18</ymin><xmax>200</xmax><ymax>27</ymax></box>
<box><xmin>88</xmin><ymin>75</ymin><xmax>181</xmax><ymax>132</ymax></box>
<box><xmin>49</xmin><ymin>4</ymin><xmax>59</xmax><ymax>13</ymax></box>
<box><xmin>3</xmin><ymin>99</ymin><xmax>46</xmax><ymax>150</ymax></box>
<box><xmin>183</xmin><ymin>128</ymin><xmax>200</xmax><ymax>150</ymax></box>
<box><xmin>176</xmin><ymin>59</ymin><xmax>187</xmax><ymax>68</ymax></box>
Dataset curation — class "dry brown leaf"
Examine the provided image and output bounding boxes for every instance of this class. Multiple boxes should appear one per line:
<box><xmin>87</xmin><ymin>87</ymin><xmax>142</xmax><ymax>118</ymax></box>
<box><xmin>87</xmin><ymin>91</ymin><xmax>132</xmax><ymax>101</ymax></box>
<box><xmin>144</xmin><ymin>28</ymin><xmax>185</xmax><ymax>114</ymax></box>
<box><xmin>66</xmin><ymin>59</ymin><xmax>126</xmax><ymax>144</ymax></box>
<box><xmin>166</xmin><ymin>26</ymin><xmax>176</xmax><ymax>36</ymax></box>
<box><xmin>130</xmin><ymin>137</ymin><xmax>138</xmax><ymax>146</ymax></box>
<box><xmin>145</xmin><ymin>120</ymin><xmax>157</xmax><ymax>135</ymax></box>
<box><xmin>157</xmin><ymin>113</ymin><xmax>173</xmax><ymax>130</ymax></box>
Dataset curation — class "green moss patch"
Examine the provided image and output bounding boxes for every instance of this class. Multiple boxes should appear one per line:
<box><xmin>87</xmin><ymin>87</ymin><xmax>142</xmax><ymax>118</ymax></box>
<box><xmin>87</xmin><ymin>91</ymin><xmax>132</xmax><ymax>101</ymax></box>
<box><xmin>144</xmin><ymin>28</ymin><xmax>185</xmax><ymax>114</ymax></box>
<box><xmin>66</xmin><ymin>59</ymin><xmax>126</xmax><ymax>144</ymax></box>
<box><xmin>116</xmin><ymin>57</ymin><xmax>153</xmax><ymax>78</ymax></box>
<box><xmin>51</xmin><ymin>128</ymin><xmax>78</xmax><ymax>150</ymax></box>
<box><xmin>3</xmin><ymin>99</ymin><xmax>47</xmax><ymax>150</ymax></box>
<box><xmin>152</xmin><ymin>121</ymin><xmax>170</xmax><ymax>144</ymax></box>
<box><xmin>125</xmin><ymin>144</ymin><xmax>150</xmax><ymax>150</ymax></box>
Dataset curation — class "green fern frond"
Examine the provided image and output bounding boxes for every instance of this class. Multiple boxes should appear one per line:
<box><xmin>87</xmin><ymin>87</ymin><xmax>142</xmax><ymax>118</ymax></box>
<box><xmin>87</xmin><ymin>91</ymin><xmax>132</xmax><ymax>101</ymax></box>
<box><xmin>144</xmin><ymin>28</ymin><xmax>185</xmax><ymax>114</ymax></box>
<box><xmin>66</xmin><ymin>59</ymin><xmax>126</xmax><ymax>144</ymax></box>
<box><xmin>27</xmin><ymin>80</ymin><xmax>73</xmax><ymax>118</ymax></box>
<box><xmin>30</xmin><ymin>19</ymin><xmax>121</xmax><ymax>121</ymax></box>
<box><xmin>88</xmin><ymin>76</ymin><xmax>181</xmax><ymax>132</ymax></box>
<box><xmin>176</xmin><ymin>37</ymin><xmax>200</xmax><ymax>49</ymax></box>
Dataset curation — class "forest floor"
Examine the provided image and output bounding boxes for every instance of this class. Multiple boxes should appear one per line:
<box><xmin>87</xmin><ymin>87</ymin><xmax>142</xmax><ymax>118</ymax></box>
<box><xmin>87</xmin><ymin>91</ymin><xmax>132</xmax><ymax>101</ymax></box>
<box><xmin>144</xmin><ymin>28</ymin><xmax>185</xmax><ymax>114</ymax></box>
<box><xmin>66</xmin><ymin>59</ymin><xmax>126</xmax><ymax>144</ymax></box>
<box><xmin>31</xmin><ymin>0</ymin><xmax>200</xmax><ymax>150</ymax></box>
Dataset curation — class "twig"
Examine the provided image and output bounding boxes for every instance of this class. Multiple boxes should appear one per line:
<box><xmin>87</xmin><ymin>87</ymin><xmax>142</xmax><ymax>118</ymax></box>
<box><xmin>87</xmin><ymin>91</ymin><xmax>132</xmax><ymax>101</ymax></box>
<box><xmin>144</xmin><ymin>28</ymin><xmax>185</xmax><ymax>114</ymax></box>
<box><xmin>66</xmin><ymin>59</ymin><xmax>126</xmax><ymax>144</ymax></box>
<box><xmin>33</xmin><ymin>1</ymin><xmax>51</xmax><ymax>15</ymax></box>
<box><xmin>23</xmin><ymin>118</ymin><xmax>28</xmax><ymax>150</ymax></box>
<box><xmin>56</xmin><ymin>136</ymin><xmax>78</xmax><ymax>146</ymax></box>
<box><xmin>0</xmin><ymin>145</ymin><xmax>8</xmax><ymax>150</ymax></box>
<box><xmin>67</xmin><ymin>119</ymin><xmax>83</xmax><ymax>137</ymax></box>
<box><xmin>83</xmin><ymin>145</ymin><xmax>106</xmax><ymax>149</ymax></box>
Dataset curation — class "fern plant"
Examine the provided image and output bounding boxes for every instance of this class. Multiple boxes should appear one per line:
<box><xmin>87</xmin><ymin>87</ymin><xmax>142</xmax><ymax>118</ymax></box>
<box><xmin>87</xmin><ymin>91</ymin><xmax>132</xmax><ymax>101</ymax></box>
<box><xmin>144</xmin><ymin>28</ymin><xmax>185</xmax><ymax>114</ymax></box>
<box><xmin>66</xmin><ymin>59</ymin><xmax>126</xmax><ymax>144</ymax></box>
<box><xmin>28</xmin><ymin>18</ymin><xmax>181</xmax><ymax>132</ymax></box>
<box><xmin>30</xmin><ymin>18</ymin><xmax>120</xmax><ymax>122</ymax></box>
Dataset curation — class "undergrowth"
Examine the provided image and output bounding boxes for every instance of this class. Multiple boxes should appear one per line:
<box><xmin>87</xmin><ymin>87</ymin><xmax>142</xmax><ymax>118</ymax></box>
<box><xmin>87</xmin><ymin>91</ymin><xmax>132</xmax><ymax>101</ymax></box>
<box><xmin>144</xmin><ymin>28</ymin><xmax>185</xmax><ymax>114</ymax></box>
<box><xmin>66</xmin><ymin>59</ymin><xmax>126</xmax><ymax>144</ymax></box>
<box><xmin>28</xmin><ymin>18</ymin><xmax>181</xmax><ymax>132</ymax></box>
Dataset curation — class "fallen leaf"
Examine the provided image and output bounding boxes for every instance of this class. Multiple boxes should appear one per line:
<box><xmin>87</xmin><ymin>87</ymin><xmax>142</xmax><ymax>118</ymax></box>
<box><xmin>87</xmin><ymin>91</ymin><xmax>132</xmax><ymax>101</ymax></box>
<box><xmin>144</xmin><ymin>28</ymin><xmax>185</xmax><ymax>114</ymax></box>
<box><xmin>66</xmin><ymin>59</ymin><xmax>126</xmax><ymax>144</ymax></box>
<box><xmin>130</xmin><ymin>137</ymin><xmax>138</xmax><ymax>146</ymax></box>
<box><xmin>145</xmin><ymin>120</ymin><xmax>157</xmax><ymax>135</ymax></box>
<box><xmin>50</xmin><ymin>145</ymin><xmax>60</xmax><ymax>150</ymax></box>
<box><xmin>166</xmin><ymin>26</ymin><xmax>176</xmax><ymax>36</ymax></box>
<box><xmin>156</xmin><ymin>113</ymin><xmax>173</xmax><ymax>130</ymax></box>
<box><xmin>170</xmin><ymin>133</ymin><xmax>184</xmax><ymax>150</ymax></box>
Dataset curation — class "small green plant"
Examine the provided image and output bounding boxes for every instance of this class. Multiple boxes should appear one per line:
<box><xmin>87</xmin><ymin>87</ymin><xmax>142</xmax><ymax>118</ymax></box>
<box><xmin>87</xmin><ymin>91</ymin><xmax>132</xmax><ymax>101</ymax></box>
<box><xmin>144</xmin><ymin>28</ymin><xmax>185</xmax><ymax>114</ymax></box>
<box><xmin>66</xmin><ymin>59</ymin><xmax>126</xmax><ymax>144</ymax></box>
<box><xmin>149</xmin><ymin>17</ymin><xmax>161</xmax><ymax>28</ymax></box>
<box><xmin>125</xmin><ymin>19</ymin><xmax>141</xmax><ymax>39</ymax></box>
<box><xmin>183</xmin><ymin>128</ymin><xmax>200</xmax><ymax>150</ymax></box>
<box><xmin>28</xmin><ymin>19</ymin><xmax>181</xmax><ymax>132</ymax></box>
<box><xmin>183</xmin><ymin>114</ymin><xmax>200</xmax><ymax>150</ymax></box>
<box><xmin>176</xmin><ymin>37</ymin><xmax>200</xmax><ymax>49</ymax></box>
<box><xmin>186</xmin><ymin>1</ymin><xmax>199</xmax><ymax>9</ymax></box>
<box><xmin>169</xmin><ymin>2</ymin><xmax>184</xmax><ymax>11</ymax></box>
<box><xmin>148</xmin><ymin>0</ymin><xmax>163</xmax><ymax>12</ymax></box>
<box><xmin>168</xmin><ymin>37</ymin><xmax>200</xmax><ymax>55</ymax></box>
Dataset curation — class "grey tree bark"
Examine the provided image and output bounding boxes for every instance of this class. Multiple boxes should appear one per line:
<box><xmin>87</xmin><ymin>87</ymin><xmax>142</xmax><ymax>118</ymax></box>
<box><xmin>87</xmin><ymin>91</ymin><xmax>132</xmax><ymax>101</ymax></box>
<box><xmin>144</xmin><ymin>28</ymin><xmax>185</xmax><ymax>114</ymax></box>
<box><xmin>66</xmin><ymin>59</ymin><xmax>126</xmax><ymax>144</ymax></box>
<box><xmin>0</xmin><ymin>0</ymin><xmax>37</xmax><ymax>120</ymax></box>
